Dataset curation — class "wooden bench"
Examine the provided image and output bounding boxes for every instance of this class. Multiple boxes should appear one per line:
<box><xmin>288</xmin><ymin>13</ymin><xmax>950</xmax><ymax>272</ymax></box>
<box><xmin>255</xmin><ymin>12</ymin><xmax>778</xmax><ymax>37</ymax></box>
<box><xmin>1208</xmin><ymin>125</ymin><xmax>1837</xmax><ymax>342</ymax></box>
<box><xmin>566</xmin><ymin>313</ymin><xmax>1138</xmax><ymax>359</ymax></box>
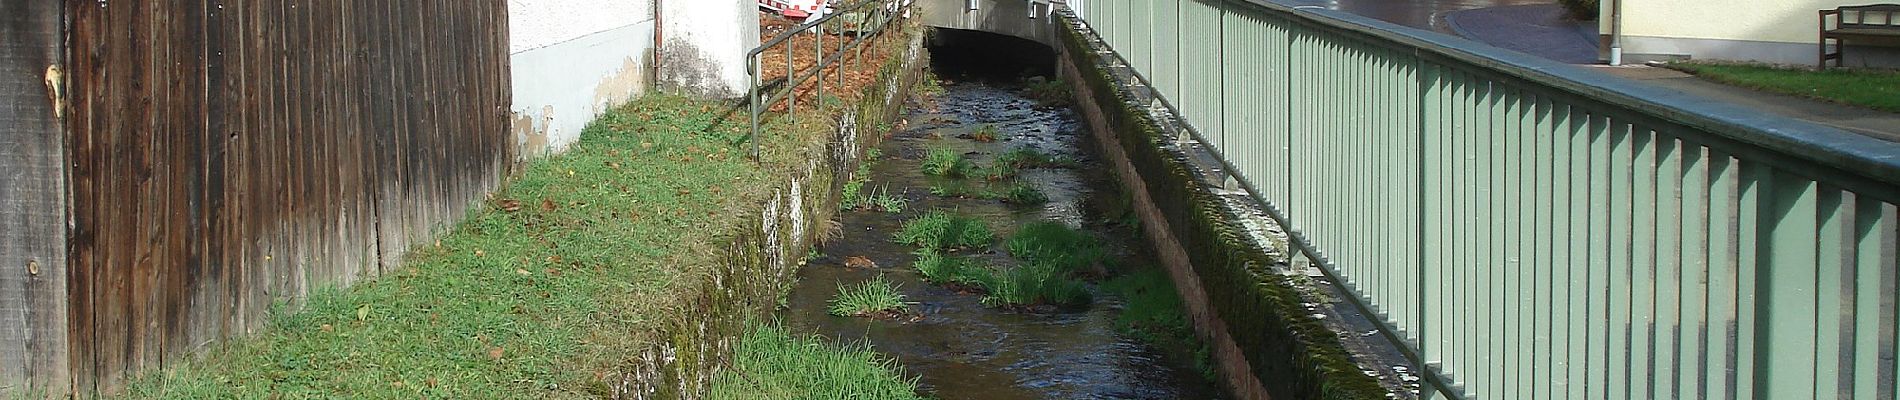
<box><xmin>1820</xmin><ymin>4</ymin><xmax>1900</xmax><ymax>69</ymax></box>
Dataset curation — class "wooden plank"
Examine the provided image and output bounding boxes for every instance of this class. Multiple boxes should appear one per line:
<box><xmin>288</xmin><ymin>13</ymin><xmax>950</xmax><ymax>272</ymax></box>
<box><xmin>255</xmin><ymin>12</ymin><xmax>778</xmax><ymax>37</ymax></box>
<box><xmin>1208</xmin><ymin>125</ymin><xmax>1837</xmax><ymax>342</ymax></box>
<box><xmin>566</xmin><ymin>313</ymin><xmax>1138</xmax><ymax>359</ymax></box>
<box><xmin>66</xmin><ymin>1</ymin><xmax>106</xmax><ymax>395</ymax></box>
<box><xmin>53</xmin><ymin>1</ymin><xmax>515</xmax><ymax>393</ymax></box>
<box><xmin>0</xmin><ymin>1</ymin><xmax>71</xmax><ymax>397</ymax></box>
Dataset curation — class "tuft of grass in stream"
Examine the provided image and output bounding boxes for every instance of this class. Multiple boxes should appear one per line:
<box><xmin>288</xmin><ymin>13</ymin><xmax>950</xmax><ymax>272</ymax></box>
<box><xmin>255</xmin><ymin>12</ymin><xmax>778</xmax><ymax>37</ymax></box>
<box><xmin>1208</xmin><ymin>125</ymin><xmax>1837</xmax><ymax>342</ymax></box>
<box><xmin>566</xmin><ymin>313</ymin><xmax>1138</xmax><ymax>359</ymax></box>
<box><xmin>928</xmin><ymin>181</ymin><xmax>1047</xmax><ymax>205</ymax></box>
<box><xmin>892</xmin><ymin>210</ymin><xmax>994</xmax><ymax>251</ymax></box>
<box><xmin>920</xmin><ymin>147</ymin><xmax>976</xmax><ymax>178</ymax></box>
<box><xmin>980</xmin><ymin>262</ymin><xmax>1092</xmax><ymax>308</ymax></box>
<box><xmin>970</xmin><ymin>124</ymin><xmax>1001</xmax><ymax>142</ymax></box>
<box><xmin>828</xmin><ymin>276</ymin><xmax>909</xmax><ymax>317</ymax></box>
<box><xmin>998</xmin><ymin>183</ymin><xmax>1048</xmax><ymax>205</ymax></box>
<box><xmin>978</xmin><ymin>148</ymin><xmax>1073</xmax><ymax>181</ymax></box>
<box><xmin>911</xmin><ymin>248</ymin><xmax>992</xmax><ymax>287</ymax></box>
<box><xmin>901</xmin><ymin>222</ymin><xmax>1107</xmax><ymax>309</ymax></box>
<box><xmin>708</xmin><ymin>323</ymin><xmax>925</xmax><ymax>400</ymax></box>
<box><xmin>971</xmin><ymin>222</ymin><xmax>1105</xmax><ymax>308</ymax></box>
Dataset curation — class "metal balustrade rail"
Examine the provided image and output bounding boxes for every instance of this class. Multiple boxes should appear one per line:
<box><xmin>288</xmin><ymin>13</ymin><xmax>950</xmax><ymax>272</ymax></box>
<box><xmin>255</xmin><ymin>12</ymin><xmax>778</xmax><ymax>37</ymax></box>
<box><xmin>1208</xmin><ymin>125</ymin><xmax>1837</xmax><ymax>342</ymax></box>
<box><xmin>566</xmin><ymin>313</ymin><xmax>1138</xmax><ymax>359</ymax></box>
<box><xmin>746</xmin><ymin>0</ymin><xmax>911</xmax><ymax>158</ymax></box>
<box><xmin>1064</xmin><ymin>0</ymin><xmax>1900</xmax><ymax>399</ymax></box>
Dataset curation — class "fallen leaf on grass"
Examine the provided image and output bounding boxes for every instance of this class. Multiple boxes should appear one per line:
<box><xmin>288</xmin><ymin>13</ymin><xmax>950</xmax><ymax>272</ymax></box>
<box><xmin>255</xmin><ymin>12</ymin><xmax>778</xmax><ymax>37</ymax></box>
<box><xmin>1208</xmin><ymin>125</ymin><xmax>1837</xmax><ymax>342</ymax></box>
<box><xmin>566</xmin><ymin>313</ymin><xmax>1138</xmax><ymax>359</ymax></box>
<box><xmin>488</xmin><ymin>347</ymin><xmax>505</xmax><ymax>360</ymax></box>
<box><xmin>498</xmin><ymin>199</ymin><xmax>523</xmax><ymax>212</ymax></box>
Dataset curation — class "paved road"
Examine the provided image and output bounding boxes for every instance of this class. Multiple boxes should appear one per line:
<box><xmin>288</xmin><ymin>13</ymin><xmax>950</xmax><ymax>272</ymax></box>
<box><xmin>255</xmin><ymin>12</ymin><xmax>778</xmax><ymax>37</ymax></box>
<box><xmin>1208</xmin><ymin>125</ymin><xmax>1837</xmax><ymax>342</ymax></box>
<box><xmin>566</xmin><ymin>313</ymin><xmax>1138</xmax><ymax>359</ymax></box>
<box><xmin>1286</xmin><ymin>0</ymin><xmax>1552</xmax><ymax>34</ymax></box>
<box><xmin>1309</xmin><ymin>0</ymin><xmax>1900</xmax><ymax>143</ymax></box>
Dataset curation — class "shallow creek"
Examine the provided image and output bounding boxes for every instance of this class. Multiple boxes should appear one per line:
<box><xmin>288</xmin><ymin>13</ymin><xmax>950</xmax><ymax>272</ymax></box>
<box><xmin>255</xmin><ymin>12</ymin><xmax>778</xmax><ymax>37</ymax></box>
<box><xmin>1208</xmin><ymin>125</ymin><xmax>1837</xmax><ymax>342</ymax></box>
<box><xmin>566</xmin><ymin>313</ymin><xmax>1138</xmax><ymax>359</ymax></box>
<box><xmin>779</xmin><ymin>81</ymin><xmax>1222</xmax><ymax>399</ymax></box>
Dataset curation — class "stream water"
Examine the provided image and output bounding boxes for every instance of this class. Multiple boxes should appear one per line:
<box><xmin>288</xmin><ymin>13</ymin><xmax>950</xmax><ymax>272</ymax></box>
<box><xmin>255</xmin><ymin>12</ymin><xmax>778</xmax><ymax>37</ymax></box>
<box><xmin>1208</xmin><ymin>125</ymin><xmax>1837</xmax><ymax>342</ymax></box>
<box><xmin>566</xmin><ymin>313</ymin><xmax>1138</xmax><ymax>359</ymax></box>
<box><xmin>779</xmin><ymin>77</ymin><xmax>1223</xmax><ymax>399</ymax></box>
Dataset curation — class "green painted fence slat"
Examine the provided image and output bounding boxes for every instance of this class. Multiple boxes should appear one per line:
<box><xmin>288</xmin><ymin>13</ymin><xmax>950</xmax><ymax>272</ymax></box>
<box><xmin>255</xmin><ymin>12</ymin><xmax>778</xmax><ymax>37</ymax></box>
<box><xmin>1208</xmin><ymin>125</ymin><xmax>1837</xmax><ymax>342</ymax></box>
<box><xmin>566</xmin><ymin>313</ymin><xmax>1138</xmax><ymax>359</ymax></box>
<box><xmin>1064</xmin><ymin>1</ymin><xmax>1900</xmax><ymax>397</ymax></box>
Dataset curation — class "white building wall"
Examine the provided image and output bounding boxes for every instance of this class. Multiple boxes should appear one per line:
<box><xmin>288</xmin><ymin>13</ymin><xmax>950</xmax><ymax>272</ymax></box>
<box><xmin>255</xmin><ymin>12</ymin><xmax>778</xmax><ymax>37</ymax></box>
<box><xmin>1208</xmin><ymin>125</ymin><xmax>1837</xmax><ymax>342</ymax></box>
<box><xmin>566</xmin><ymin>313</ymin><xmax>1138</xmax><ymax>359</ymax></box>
<box><xmin>1608</xmin><ymin>0</ymin><xmax>1899</xmax><ymax>66</ymax></box>
<box><xmin>658</xmin><ymin>0</ymin><xmax>758</xmax><ymax>99</ymax></box>
<box><xmin>508</xmin><ymin>0</ymin><xmax>657</xmax><ymax>158</ymax></box>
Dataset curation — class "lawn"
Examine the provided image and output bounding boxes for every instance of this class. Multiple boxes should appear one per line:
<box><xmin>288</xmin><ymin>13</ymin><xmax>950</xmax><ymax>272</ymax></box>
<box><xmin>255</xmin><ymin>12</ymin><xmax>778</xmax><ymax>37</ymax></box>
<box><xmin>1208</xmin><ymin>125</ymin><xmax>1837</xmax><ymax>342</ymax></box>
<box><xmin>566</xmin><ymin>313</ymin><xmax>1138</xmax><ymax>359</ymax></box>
<box><xmin>1670</xmin><ymin>62</ymin><xmax>1900</xmax><ymax>113</ymax></box>
<box><xmin>118</xmin><ymin>95</ymin><xmax>830</xmax><ymax>399</ymax></box>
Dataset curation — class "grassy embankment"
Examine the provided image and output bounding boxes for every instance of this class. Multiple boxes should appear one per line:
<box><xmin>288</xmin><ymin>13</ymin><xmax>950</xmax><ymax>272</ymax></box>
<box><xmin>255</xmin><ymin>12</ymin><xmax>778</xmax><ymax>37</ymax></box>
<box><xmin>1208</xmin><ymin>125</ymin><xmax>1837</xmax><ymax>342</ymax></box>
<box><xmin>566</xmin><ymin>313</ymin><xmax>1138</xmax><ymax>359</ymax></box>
<box><xmin>119</xmin><ymin>93</ymin><xmax>919</xmax><ymax>398</ymax></box>
<box><xmin>1671</xmin><ymin>62</ymin><xmax>1900</xmax><ymax>113</ymax></box>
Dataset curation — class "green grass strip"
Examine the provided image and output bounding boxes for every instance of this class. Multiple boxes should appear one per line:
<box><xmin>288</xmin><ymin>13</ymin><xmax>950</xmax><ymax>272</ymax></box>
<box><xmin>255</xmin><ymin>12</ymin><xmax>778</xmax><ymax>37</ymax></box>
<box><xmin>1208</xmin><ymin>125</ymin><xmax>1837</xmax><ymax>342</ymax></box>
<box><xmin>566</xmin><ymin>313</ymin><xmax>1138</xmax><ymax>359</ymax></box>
<box><xmin>1671</xmin><ymin>62</ymin><xmax>1900</xmax><ymax>113</ymax></box>
<box><xmin>119</xmin><ymin>95</ymin><xmax>814</xmax><ymax>399</ymax></box>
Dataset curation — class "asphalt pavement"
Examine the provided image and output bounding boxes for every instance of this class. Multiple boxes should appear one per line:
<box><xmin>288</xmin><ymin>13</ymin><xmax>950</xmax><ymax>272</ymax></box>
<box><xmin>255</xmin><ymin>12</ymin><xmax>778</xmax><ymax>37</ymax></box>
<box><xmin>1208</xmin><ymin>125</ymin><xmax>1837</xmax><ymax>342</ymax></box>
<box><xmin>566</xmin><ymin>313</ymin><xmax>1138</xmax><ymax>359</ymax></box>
<box><xmin>1305</xmin><ymin>0</ymin><xmax>1900</xmax><ymax>142</ymax></box>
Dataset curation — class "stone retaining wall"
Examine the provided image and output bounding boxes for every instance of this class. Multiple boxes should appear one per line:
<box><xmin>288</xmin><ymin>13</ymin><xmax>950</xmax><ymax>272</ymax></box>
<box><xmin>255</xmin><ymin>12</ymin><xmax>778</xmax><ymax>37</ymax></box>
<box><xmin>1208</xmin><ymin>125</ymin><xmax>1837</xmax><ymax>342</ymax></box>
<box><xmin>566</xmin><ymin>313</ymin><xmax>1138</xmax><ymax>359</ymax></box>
<box><xmin>609</xmin><ymin>18</ymin><xmax>928</xmax><ymax>400</ymax></box>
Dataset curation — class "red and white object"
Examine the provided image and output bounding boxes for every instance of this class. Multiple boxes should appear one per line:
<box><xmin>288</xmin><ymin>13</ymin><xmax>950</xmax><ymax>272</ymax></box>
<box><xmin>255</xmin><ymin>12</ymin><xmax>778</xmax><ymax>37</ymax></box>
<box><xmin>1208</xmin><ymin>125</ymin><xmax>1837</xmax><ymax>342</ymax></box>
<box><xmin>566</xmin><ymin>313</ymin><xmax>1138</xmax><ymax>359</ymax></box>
<box><xmin>759</xmin><ymin>0</ymin><xmax>832</xmax><ymax>19</ymax></box>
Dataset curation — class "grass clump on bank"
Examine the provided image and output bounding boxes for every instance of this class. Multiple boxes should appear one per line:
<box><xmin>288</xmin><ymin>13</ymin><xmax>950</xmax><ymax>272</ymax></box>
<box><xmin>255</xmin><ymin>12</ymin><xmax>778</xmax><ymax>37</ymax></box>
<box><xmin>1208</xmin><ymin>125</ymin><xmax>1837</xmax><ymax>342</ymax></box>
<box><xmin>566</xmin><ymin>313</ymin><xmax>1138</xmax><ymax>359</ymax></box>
<box><xmin>1669</xmin><ymin>61</ymin><xmax>1900</xmax><ymax>113</ymax></box>
<box><xmin>1102</xmin><ymin>269</ymin><xmax>1215</xmax><ymax>380</ymax></box>
<box><xmin>893</xmin><ymin>210</ymin><xmax>994</xmax><ymax>250</ymax></box>
<box><xmin>1007</xmin><ymin>222</ymin><xmax>1106</xmax><ymax>273</ymax></box>
<box><xmin>828</xmin><ymin>276</ymin><xmax>910</xmax><ymax>317</ymax></box>
<box><xmin>842</xmin><ymin>149</ymin><xmax>907</xmax><ymax>213</ymax></box>
<box><xmin>1021</xmin><ymin>76</ymin><xmax>1073</xmax><ymax>107</ymax></box>
<box><xmin>709</xmin><ymin>323</ymin><xmax>925</xmax><ymax>400</ymax></box>
<box><xmin>118</xmin><ymin>95</ymin><xmax>811</xmax><ymax>399</ymax></box>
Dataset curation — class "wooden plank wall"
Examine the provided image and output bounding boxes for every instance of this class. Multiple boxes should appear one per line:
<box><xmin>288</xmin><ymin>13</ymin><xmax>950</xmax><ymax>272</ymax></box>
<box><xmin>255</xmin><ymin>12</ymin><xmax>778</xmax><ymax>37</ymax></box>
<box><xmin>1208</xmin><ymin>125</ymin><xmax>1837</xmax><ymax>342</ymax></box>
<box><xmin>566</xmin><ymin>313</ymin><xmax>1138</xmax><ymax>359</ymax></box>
<box><xmin>0</xmin><ymin>1</ymin><xmax>71</xmax><ymax>397</ymax></box>
<box><xmin>59</xmin><ymin>1</ymin><xmax>512</xmax><ymax>396</ymax></box>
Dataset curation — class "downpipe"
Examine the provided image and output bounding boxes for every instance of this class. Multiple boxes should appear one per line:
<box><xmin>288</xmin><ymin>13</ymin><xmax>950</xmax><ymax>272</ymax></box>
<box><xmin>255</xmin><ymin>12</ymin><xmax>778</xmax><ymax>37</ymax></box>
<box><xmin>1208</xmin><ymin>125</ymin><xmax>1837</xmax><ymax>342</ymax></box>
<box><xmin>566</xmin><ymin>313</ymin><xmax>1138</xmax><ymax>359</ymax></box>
<box><xmin>1607</xmin><ymin>0</ymin><xmax>1623</xmax><ymax>65</ymax></box>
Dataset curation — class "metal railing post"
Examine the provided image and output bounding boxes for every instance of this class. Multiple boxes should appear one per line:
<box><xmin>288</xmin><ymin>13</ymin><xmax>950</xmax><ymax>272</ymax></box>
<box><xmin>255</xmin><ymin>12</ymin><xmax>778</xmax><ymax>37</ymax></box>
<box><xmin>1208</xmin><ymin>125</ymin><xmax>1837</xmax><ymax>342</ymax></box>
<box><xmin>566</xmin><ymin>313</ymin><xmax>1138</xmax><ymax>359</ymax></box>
<box><xmin>815</xmin><ymin>24</ymin><xmax>825</xmax><ymax>103</ymax></box>
<box><xmin>750</xmin><ymin>54</ymin><xmax>762</xmax><ymax>160</ymax></box>
<box><xmin>786</xmin><ymin>36</ymin><xmax>796</xmax><ymax>116</ymax></box>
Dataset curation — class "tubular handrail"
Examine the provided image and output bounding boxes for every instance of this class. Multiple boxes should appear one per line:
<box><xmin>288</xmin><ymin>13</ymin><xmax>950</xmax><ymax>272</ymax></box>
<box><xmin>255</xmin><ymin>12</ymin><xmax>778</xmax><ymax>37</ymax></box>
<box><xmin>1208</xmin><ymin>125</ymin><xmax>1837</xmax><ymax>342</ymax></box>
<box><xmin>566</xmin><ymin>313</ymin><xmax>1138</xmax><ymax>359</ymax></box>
<box><xmin>745</xmin><ymin>0</ymin><xmax>912</xmax><ymax>159</ymax></box>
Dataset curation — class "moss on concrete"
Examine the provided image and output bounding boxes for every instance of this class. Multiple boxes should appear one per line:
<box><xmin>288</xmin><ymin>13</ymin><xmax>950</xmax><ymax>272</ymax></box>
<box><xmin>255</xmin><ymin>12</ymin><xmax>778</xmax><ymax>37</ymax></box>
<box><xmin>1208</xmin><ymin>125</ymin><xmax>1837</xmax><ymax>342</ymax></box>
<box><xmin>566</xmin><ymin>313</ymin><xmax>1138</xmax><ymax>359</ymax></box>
<box><xmin>1054</xmin><ymin>12</ymin><xmax>1387</xmax><ymax>400</ymax></box>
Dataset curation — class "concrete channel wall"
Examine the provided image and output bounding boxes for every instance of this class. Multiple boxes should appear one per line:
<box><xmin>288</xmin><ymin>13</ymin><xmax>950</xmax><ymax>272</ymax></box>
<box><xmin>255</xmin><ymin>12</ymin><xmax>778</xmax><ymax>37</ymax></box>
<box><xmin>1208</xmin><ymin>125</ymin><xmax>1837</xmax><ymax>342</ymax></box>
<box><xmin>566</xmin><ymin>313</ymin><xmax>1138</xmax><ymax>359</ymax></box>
<box><xmin>1046</xmin><ymin>9</ymin><xmax>1391</xmax><ymax>400</ymax></box>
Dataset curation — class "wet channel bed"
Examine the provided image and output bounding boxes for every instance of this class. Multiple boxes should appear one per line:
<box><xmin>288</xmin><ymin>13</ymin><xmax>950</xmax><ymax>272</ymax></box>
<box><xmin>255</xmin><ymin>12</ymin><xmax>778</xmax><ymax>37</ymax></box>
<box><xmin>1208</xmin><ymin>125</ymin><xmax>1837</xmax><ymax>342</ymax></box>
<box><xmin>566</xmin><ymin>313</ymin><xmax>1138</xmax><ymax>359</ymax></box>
<box><xmin>780</xmin><ymin>80</ymin><xmax>1223</xmax><ymax>399</ymax></box>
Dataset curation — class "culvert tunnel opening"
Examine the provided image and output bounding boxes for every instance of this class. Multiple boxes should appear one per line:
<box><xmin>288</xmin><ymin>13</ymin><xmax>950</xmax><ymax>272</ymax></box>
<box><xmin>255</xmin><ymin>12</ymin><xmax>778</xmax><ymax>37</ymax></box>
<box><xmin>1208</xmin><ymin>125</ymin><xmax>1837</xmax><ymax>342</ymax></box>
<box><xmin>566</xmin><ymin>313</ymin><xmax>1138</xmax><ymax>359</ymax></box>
<box><xmin>926</xmin><ymin>28</ymin><xmax>1056</xmax><ymax>82</ymax></box>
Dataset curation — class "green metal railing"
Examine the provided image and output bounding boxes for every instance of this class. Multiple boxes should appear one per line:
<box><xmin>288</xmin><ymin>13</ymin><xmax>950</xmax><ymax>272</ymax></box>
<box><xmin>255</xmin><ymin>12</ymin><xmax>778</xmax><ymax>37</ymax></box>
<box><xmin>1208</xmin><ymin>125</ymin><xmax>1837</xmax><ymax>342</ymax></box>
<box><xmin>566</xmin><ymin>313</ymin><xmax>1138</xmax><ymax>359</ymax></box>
<box><xmin>746</xmin><ymin>0</ymin><xmax>911</xmax><ymax>159</ymax></box>
<box><xmin>1068</xmin><ymin>0</ymin><xmax>1900</xmax><ymax>399</ymax></box>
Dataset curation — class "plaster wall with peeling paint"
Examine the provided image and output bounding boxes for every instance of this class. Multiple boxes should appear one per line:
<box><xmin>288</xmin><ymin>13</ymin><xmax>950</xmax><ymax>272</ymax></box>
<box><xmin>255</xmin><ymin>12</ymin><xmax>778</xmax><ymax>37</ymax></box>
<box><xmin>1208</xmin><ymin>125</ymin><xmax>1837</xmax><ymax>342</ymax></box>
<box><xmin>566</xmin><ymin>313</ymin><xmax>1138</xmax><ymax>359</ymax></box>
<box><xmin>659</xmin><ymin>0</ymin><xmax>758</xmax><ymax>99</ymax></box>
<box><xmin>508</xmin><ymin>0</ymin><xmax>658</xmax><ymax>159</ymax></box>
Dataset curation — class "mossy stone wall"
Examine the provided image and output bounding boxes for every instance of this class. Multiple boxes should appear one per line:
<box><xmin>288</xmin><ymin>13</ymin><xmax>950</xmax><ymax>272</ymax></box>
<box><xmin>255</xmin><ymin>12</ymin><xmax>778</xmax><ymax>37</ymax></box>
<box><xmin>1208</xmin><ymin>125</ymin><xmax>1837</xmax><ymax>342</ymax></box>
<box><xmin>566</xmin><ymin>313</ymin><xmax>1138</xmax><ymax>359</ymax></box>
<box><xmin>609</xmin><ymin>18</ymin><xmax>928</xmax><ymax>400</ymax></box>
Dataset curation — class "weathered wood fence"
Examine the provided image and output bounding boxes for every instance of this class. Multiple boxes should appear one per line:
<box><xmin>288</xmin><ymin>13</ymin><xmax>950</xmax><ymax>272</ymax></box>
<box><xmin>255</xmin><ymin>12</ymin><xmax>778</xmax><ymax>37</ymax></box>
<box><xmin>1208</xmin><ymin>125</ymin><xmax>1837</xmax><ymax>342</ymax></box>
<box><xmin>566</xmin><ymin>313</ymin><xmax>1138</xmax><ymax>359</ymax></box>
<box><xmin>1</xmin><ymin>1</ymin><xmax>513</xmax><ymax>397</ymax></box>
